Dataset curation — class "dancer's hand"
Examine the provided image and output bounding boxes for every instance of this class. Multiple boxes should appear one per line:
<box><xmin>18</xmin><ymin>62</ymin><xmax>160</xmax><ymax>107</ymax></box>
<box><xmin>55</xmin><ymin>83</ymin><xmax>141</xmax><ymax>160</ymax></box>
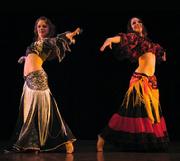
<box><xmin>162</xmin><ymin>52</ymin><xmax>166</xmax><ymax>61</ymax></box>
<box><xmin>18</xmin><ymin>56</ymin><xmax>26</xmax><ymax>64</ymax></box>
<box><xmin>100</xmin><ymin>36</ymin><xmax>120</xmax><ymax>52</ymax></box>
<box><xmin>100</xmin><ymin>38</ymin><xmax>113</xmax><ymax>52</ymax></box>
<box><xmin>66</xmin><ymin>27</ymin><xmax>83</xmax><ymax>44</ymax></box>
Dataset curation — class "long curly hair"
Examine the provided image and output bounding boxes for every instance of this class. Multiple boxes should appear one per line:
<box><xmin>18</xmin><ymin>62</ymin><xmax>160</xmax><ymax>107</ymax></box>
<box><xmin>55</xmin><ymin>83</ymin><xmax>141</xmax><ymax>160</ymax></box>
<box><xmin>33</xmin><ymin>16</ymin><xmax>56</xmax><ymax>41</ymax></box>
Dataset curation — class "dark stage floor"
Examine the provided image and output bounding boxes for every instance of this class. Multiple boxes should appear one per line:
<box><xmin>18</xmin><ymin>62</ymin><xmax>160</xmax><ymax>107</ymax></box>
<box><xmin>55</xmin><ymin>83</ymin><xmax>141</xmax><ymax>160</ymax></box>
<box><xmin>0</xmin><ymin>140</ymin><xmax>180</xmax><ymax>161</ymax></box>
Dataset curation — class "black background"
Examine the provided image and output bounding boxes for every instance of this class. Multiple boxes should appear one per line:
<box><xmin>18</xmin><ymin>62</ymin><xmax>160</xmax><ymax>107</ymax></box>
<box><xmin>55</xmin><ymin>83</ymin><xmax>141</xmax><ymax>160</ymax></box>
<box><xmin>0</xmin><ymin>5</ymin><xmax>179</xmax><ymax>141</ymax></box>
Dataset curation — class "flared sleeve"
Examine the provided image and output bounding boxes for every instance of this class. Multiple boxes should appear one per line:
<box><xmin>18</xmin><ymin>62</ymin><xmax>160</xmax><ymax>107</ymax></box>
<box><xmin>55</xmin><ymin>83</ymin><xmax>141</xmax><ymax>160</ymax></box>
<box><xmin>24</xmin><ymin>31</ymin><xmax>72</xmax><ymax>63</ymax></box>
<box><xmin>51</xmin><ymin>31</ymin><xmax>72</xmax><ymax>62</ymax></box>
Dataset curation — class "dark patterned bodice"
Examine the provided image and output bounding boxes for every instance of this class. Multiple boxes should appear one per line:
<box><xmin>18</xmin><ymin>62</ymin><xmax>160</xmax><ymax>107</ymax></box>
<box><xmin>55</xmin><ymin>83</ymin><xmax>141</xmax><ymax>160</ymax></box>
<box><xmin>25</xmin><ymin>32</ymin><xmax>71</xmax><ymax>62</ymax></box>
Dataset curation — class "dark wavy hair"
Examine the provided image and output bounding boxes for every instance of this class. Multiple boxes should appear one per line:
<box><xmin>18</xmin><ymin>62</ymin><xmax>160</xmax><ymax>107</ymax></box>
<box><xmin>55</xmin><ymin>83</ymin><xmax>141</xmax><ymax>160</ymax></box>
<box><xmin>33</xmin><ymin>16</ymin><xmax>56</xmax><ymax>41</ymax></box>
<box><xmin>127</xmin><ymin>17</ymin><xmax>148</xmax><ymax>38</ymax></box>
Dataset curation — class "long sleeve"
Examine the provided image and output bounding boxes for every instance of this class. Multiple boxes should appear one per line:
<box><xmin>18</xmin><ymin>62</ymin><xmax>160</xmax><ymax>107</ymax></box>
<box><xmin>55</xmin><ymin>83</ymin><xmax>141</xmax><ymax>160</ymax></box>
<box><xmin>113</xmin><ymin>33</ymin><xmax>140</xmax><ymax>62</ymax></box>
<box><xmin>25</xmin><ymin>31</ymin><xmax>72</xmax><ymax>62</ymax></box>
<box><xmin>53</xmin><ymin>31</ymin><xmax>72</xmax><ymax>62</ymax></box>
<box><xmin>113</xmin><ymin>32</ymin><xmax>166</xmax><ymax>63</ymax></box>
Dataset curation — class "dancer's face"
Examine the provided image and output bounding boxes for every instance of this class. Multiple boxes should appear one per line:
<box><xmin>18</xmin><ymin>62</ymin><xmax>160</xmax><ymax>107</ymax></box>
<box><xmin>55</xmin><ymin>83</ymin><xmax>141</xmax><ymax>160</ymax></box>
<box><xmin>131</xmin><ymin>17</ymin><xmax>143</xmax><ymax>34</ymax></box>
<box><xmin>36</xmin><ymin>19</ymin><xmax>50</xmax><ymax>40</ymax></box>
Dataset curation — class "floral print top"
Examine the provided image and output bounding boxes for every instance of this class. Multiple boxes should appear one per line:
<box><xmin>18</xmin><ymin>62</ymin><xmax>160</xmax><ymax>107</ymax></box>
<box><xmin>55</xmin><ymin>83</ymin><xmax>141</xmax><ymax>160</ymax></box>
<box><xmin>113</xmin><ymin>32</ymin><xmax>166</xmax><ymax>63</ymax></box>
